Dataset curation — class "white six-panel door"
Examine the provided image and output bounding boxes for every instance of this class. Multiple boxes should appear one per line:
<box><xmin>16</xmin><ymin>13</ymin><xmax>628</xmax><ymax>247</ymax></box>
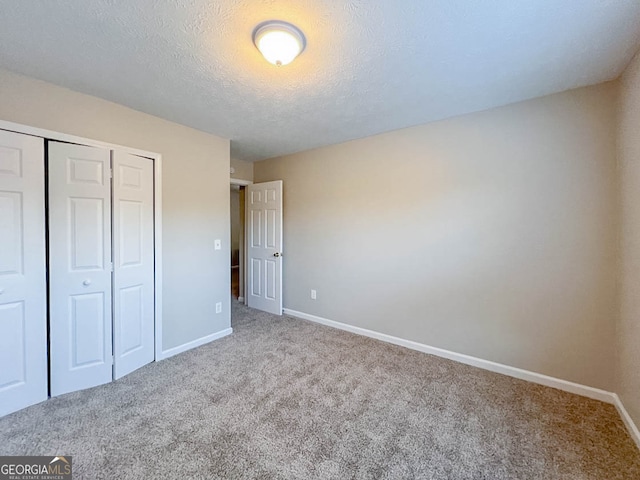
<box><xmin>0</xmin><ymin>130</ymin><xmax>47</xmax><ymax>416</ymax></box>
<box><xmin>112</xmin><ymin>152</ymin><xmax>155</xmax><ymax>379</ymax></box>
<box><xmin>48</xmin><ymin>142</ymin><xmax>113</xmax><ymax>396</ymax></box>
<box><xmin>247</xmin><ymin>181</ymin><xmax>283</xmax><ymax>315</ymax></box>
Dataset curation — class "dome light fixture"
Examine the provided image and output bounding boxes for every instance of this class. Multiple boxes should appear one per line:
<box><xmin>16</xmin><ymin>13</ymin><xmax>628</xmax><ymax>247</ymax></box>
<box><xmin>252</xmin><ymin>20</ymin><xmax>306</xmax><ymax>66</ymax></box>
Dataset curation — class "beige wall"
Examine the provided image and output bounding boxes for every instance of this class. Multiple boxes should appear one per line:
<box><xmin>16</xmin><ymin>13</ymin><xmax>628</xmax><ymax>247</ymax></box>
<box><xmin>0</xmin><ymin>69</ymin><xmax>231</xmax><ymax>351</ymax></box>
<box><xmin>231</xmin><ymin>157</ymin><xmax>254</xmax><ymax>182</ymax></box>
<box><xmin>618</xmin><ymin>51</ymin><xmax>640</xmax><ymax>428</ymax></box>
<box><xmin>255</xmin><ymin>82</ymin><xmax>619</xmax><ymax>390</ymax></box>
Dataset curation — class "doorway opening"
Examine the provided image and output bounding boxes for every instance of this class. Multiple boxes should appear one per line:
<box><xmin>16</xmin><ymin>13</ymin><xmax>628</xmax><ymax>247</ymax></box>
<box><xmin>230</xmin><ymin>183</ymin><xmax>245</xmax><ymax>301</ymax></box>
<box><xmin>230</xmin><ymin>177</ymin><xmax>252</xmax><ymax>305</ymax></box>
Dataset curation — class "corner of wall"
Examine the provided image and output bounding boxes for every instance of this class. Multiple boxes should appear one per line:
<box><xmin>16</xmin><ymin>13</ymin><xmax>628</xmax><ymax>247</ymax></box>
<box><xmin>613</xmin><ymin>74</ymin><xmax>623</xmax><ymax>399</ymax></box>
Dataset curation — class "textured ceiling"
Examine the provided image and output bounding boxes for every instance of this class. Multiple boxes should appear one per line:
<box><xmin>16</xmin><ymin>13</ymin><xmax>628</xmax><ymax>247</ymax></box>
<box><xmin>0</xmin><ymin>1</ymin><xmax>639</xmax><ymax>161</ymax></box>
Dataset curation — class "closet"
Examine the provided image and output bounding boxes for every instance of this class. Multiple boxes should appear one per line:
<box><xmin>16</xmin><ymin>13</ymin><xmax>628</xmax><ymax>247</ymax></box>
<box><xmin>0</xmin><ymin>129</ymin><xmax>157</xmax><ymax>415</ymax></box>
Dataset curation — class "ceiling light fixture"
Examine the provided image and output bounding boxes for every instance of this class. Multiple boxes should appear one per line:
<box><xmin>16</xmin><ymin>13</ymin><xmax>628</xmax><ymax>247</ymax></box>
<box><xmin>252</xmin><ymin>20</ymin><xmax>306</xmax><ymax>66</ymax></box>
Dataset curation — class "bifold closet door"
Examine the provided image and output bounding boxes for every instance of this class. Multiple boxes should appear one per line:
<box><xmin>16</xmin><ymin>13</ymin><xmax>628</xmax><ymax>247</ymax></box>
<box><xmin>0</xmin><ymin>130</ymin><xmax>47</xmax><ymax>416</ymax></box>
<box><xmin>49</xmin><ymin>142</ymin><xmax>113</xmax><ymax>397</ymax></box>
<box><xmin>112</xmin><ymin>152</ymin><xmax>155</xmax><ymax>379</ymax></box>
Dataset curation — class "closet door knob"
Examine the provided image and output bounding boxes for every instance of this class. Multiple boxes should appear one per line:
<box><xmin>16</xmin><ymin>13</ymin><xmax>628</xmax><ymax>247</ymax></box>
<box><xmin>83</xmin><ymin>279</ymin><xmax>92</xmax><ymax>286</ymax></box>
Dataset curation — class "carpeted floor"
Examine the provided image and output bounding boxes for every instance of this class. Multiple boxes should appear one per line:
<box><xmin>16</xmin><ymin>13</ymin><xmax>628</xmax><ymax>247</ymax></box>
<box><xmin>1</xmin><ymin>301</ymin><xmax>639</xmax><ymax>479</ymax></box>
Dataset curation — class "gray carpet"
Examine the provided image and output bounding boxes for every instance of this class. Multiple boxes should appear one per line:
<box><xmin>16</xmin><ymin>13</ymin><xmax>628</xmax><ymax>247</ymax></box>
<box><xmin>1</xmin><ymin>300</ymin><xmax>639</xmax><ymax>479</ymax></box>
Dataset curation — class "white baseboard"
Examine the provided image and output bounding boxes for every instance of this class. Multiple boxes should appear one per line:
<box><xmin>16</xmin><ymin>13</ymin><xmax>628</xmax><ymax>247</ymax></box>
<box><xmin>283</xmin><ymin>309</ymin><xmax>615</xmax><ymax>404</ymax></box>
<box><xmin>284</xmin><ymin>308</ymin><xmax>640</xmax><ymax>449</ymax></box>
<box><xmin>158</xmin><ymin>328</ymin><xmax>233</xmax><ymax>360</ymax></box>
<box><xmin>612</xmin><ymin>394</ymin><xmax>640</xmax><ymax>450</ymax></box>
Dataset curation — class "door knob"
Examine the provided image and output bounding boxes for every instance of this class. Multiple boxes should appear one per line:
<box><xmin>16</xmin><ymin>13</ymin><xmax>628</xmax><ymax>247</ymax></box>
<box><xmin>273</xmin><ymin>252</ymin><xmax>281</xmax><ymax>258</ymax></box>
<box><xmin>83</xmin><ymin>279</ymin><xmax>92</xmax><ymax>286</ymax></box>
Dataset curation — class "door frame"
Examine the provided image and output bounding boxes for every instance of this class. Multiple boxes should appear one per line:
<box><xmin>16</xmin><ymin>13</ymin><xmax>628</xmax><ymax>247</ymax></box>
<box><xmin>230</xmin><ymin>178</ymin><xmax>252</xmax><ymax>305</ymax></box>
<box><xmin>0</xmin><ymin>120</ymin><xmax>164</xmax><ymax>362</ymax></box>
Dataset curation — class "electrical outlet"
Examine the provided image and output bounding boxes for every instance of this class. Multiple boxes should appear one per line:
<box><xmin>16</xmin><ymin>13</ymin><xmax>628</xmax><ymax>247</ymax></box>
<box><xmin>216</xmin><ymin>302</ymin><xmax>222</xmax><ymax>313</ymax></box>
<box><xmin>214</xmin><ymin>239</ymin><xmax>221</xmax><ymax>250</ymax></box>
<box><xmin>311</xmin><ymin>289</ymin><xmax>317</xmax><ymax>300</ymax></box>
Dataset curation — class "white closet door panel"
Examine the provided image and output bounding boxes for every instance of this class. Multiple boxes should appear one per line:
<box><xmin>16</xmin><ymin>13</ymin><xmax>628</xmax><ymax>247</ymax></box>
<box><xmin>112</xmin><ymin>152</ymin><xmax>154</xmax><ymax>379</ymax></box>
<box><xmin>0</xmin><ymin>130</ymin><xmax>47</xmax><ymax>417</ymax></box>
<box><xmin>49</xmin><ymin>142</ymin><xmax>113</xmax><ymax>396</ymax></box>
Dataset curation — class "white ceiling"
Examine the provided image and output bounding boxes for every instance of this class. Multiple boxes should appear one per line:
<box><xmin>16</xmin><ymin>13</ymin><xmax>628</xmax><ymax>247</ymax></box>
<box><xmin>0</xmin><ymin>1</ymin><xmax>639</xmax><ymax>162</ymax></box>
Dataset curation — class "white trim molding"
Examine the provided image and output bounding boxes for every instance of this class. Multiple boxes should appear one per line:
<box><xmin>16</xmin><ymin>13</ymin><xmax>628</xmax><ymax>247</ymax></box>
<box><xmin>613</xmin><ymin>394</ymin><xmax>640</xmax><ymax>450</ymax></box>
<box><xmin>283</xmin><ymin>308</ymin><xmax>640</xmax><ymax>449</ymax></box>
<box><xmin>158</xmin><ymin>328</ymin><xmax>233</xmax><ymax>360</ymax></box>
<box><xmin>283</xmin><ymin>309</ymin><xmax>614</xmax><ymax>402</ymax></box>
<box><xmin>230</xmin><ymin>178</ymin><xmax>253</xmax><ymax>186</ymax></box>
<box><xmin>153</xmin><ymin>151</ymin><xmax>163</xmax><ymax>362</ymax></box>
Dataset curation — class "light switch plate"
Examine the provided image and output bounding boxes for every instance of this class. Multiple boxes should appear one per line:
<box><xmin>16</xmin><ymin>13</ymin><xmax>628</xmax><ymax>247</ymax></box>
<box><xmin>214</xmin><ymin>239</ymin><xmax>221</xmax><ymax>250</ymax></box>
